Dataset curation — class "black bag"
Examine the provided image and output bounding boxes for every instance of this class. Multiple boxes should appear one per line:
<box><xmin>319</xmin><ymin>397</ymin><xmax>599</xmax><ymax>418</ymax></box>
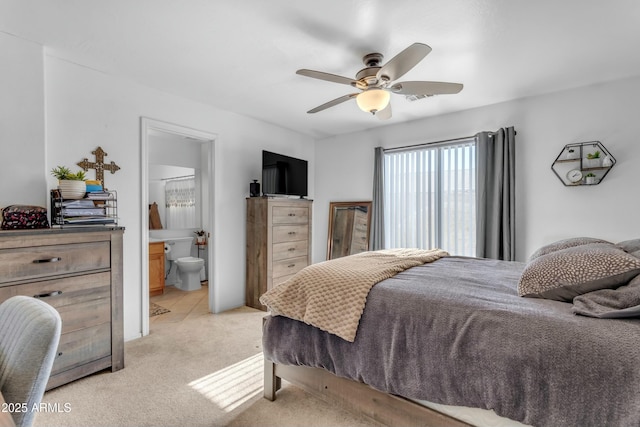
<box><xmin>1</xmin><ymin>205</ymin><xmax>50</xmax><ymax>230</ymax></box>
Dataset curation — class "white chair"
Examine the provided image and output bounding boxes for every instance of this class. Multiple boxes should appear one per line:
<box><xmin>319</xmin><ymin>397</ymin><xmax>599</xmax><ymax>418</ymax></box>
<box><xmin>0</xmin><ymin>296</ymin><xmax>62</xmax><ymax>427</ymax></box>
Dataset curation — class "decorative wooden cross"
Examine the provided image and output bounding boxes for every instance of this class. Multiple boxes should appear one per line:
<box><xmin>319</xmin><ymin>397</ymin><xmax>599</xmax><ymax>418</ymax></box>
<box><xmin>77</xmin><ymin>146</ymin><xmax>120</xmax><ymax>184</ymax></box>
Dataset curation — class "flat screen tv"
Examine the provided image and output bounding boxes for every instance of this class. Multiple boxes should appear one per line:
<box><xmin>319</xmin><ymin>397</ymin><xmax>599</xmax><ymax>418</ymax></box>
<box><xmin>262</xmin><ymin>150</ymin><xmax>308</xmax><ymax>197</ymax></box>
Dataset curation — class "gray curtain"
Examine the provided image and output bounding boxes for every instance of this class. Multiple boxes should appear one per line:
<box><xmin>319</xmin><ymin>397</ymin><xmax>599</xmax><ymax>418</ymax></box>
<box><xmin>476</xmin><ymin>127</ymin><xmax>516</xmax><ymax>260</ymax></box>
<box><xmin>370</xmin><ymin>146</ymin><xmax>385</xmax><ymax>250</ymax></box>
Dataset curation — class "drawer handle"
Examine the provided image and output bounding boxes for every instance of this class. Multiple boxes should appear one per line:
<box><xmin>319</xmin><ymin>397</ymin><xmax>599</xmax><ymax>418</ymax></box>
<box><xmin>34</xmin><ymin>291</ymin><xmax>63</xmax><ymax>298</ymax></box>
<box><xmin>288</xmin><ymin>248</ymin><xmax>295</xmax><ymax>252</ymax></box>
<box><xmin>288</xmin><ymin>232</ymin><xmax>296</xmax><ymax>235</ymax></box>
<box><xmin>288</xmin><ymin>264</ymin><xmax>296</xmax><ymax>268</ymax></box>
<box><xmin>33</xmin><ymin>257</ymin><xmax>62</xmax><ymax>264</ymax></box>
<box><xmin>288</xmin><ymin>213</ymin><xmax>296</xmax><ymax>216</ymax></box>
<box><xmin>57</xmin><ymin>352</ymin><xmax>63</xmax><ymax>357</ymax></box>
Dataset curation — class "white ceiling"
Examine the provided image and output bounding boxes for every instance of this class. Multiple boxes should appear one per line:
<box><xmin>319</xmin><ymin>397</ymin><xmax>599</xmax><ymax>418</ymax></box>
<box><xmin>3</xmin><ymin>0</ymin><xmax>640</xmax><ymax>139</ymax></box>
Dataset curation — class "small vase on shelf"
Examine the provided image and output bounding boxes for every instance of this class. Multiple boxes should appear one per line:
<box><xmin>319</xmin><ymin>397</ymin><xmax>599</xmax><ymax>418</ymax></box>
<box><xmin>585</xmin><ymin>174</ymin><xmax>597</xmax><ymax>185</ymax></box>
<box><xmin>51</xmin><ymin>166</ymin><xmax>87</xmax><ymax>199</ymax></box>
<box><xmin>58</xmin><ymin>180</ymin><xmax>87</xmax><ymax>199</ymax></box>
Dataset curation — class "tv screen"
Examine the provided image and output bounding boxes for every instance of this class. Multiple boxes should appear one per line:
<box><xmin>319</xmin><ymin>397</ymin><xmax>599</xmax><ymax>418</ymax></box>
<box><xmin>262</xmin><ymin>150</ymin><xmax>308</xmax><ymax>197</ymax></box>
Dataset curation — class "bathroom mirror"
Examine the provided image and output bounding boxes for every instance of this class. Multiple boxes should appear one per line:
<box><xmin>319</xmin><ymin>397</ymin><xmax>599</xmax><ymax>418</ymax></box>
<box><xmin>327</xmin><ymin>201</ymin><xmax>372</xmax><ymax>260</ymax></box>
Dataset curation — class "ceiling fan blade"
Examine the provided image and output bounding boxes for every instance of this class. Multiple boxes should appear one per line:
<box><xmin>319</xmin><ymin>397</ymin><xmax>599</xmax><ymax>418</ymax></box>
<box><xmin>376</xmin><ymin>43</ymin><xmax>432</xmax><ymax>82</ymax></box>
<box><xmin>390</xmin><ymin>81</ymin><xmax>463</xmax><ymax>95</ymax></box>
<box><xmin>307</xmin><ymin>93</ymin><xmax>358</xmax><ymax>113</ymax></box>
<box><xmin>376</xmin><ymin>103</ymin><xmax>392</xmax><ymax>120</ymax></box>
<box><xmin>296</xmin><ymin>69</ymin><xmax>357</xmax><ymax>86</ymax></box>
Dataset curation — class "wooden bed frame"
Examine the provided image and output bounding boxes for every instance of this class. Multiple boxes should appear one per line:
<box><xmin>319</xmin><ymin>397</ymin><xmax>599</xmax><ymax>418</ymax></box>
<box><xmin>264</xmin><ymin>359</ymin><xmax>472</xmax><ymax>427</ymax></box>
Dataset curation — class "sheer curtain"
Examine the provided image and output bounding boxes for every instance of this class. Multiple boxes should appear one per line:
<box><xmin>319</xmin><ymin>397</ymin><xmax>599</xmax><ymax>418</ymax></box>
<box><xmin>165</xmin><ymin>177</ymin><xmax>196</xmax><ymax>229</ymax></box>
<box><xmin>475</xmin><ymin>127</ymin><xmax>516</xmax><ymax>260</ymax></box>
<box><xmin>382</xmin><ymin>138</ymin><xmax>476</xmax><ymax>256</ymax></box>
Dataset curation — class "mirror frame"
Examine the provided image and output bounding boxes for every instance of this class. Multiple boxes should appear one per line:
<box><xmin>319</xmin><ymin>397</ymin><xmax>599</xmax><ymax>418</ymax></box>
<box><xmin>327</xmin><ymin>201</ymin><xmax>372</xmax><ymax>260</ymax></box>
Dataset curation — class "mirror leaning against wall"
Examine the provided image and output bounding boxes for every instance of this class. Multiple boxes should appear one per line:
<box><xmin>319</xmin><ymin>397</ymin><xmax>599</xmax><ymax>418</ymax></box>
<box><xmin>327</xmin><ymin>201</ymin><xmax>372</xmax><ymax>260</ymax></box>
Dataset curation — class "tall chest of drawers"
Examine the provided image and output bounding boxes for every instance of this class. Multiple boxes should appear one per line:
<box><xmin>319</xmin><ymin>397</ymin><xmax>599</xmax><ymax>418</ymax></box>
<box><xmin>246</xmin><ymin>197</ymin><xmax>312</xmax><ymax>310</ymax></box>
<box><xmin>0</xmin><ymin>227</ymin><xmax>124</xmax><ymax>390</ymax></box>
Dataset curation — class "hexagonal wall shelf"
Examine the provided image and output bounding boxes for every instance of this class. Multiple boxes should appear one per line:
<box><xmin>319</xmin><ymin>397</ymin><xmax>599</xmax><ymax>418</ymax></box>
<box><xmin>551</xmin><ymin>141</ymin><xmax>616</xmax><ymax>186</ymax></box>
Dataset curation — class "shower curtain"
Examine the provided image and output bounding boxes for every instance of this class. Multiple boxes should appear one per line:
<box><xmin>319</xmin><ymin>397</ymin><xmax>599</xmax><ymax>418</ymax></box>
<box><xmin>165</xmin><ymin>177</ymin><xmax>196</xmax><ymax>229</ymax></box>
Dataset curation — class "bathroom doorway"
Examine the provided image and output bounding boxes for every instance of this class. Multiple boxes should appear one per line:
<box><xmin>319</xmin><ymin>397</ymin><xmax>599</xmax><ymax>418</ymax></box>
<box><xmin>140</xmin><ymin>118</ymin><xmax>217</xmax><ymax>337</ymax></box>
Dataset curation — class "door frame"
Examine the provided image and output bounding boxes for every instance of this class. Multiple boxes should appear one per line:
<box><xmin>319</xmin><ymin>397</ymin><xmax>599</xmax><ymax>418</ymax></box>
<box><xmin>140</xmin><ymin>117</ymin><xmax>217</xmax><ymax>336</ymax></box>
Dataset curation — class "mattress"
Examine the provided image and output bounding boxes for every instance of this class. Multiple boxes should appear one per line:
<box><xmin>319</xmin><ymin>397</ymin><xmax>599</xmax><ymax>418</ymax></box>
<box><xmin>263</xmin><ymin>256</ymin><xmax>640</xmax><ymax>426</ymax></box>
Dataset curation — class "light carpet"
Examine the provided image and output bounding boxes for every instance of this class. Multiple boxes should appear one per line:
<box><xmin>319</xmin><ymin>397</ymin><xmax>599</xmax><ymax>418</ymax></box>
<box><xmin>34</xmin><ymin>306</ymin><xmax>377</xmax><ymax>427</ymax></box>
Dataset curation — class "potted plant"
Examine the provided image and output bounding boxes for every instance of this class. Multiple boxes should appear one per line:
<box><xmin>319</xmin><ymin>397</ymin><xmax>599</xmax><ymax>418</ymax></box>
<box><xmin>584</xmin><ymin>172</ymin><xmax>597</xmax><ymax>185</ymax></box>
<box><xmin>194</xmin><ymin>230</ymin><xmax>207</xmax><ymax>245</ymax></box>
<box><xmin>51</xmin><ymin>166</ymin><xmax>87</xmax><ymax>199</ymax></box>
<box><xmin>584</xmin><ymin>150</ymin><xmax>601</xmax><ymax>168</ymax></box>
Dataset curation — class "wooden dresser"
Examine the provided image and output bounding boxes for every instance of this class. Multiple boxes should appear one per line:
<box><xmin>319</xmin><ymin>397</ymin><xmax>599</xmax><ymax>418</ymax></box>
<box><xmin>0</xmin><ymin>227</ymin><xmax>124</xmax><ymax>390</ymax></box>
<box><xmin>331</xmin><ymin>207</ymin><xmax>369</xmax><ymax>258</ymax></box>
<box><xmin>246</xmin><ymin>197</ymin><xmax>312</xmax><ymax>310</ymax></box>
<box><xmin>149</xmin><ymin>241</ymin><xmax>165</xmax><ymax>296</ymax></box>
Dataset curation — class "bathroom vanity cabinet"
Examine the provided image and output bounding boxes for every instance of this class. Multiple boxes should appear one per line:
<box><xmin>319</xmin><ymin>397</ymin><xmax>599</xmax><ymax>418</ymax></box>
<box><xmin>0</xmin><ymin>227</ymin><xmax>124</xmax><ymax>390</ymax></box>
<box><xmin>149</xmin><ymin>241</ymin><xmax>165</xmax><ymax>296</ymax></box>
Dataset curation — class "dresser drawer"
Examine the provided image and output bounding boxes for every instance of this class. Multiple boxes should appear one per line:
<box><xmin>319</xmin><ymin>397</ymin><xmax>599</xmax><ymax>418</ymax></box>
<box><xmin>273</xmin><ymin>273</ymin><xmax>296</xmax><ymax>287</ymax></box>
<box><xmin>51</xmin><ymin>322</ymin><xmax>111</xmax><ymax>376</ymax></box>
<box><xmin>7</xmin><ymin>272</ymin><xmax>111</xmax><ymax>334</ymax></box>
<box><xmin>0</xmin><ymin>286</ymin><xmax>12</xmax><ymax>302</ymax></box>
<box><xmin>0</xmin><ymin>241</ymin><xmax>111</xmax><ymax>284</ymax></box>
<box><xmin>9</xmin><ymin>272</ymin><xmax>111</xmax><ymax>306</ymax></box>
<box><xmin>272</xmin><ymin>240</ymin><xmax>308</xmax><ymax>261</ymax></box>
<box><xmin>57</xmin><ymin>298</ymin><xmax>111</xmax><ymax>335</ymax></box>
<box><xmin>272</xmin><ymin>225</ymin><xmax>308</xmax><ymax>243</ymax></box>
<box><xmin>272</xmin><ymin>206</ymin><xmax>309</xmax><ymax>224</ymax></box>
<box><xmin>272</xmin><ymin>256</ymin><xmax>308</xmax><ymax>279</ymax></box>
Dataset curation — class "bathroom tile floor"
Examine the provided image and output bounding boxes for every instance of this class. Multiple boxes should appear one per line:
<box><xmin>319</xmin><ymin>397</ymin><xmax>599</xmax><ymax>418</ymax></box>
<box><xmin>149</xmin><ymin>281</ymin><xmax>209</xmax><ymax>326</ymax></box>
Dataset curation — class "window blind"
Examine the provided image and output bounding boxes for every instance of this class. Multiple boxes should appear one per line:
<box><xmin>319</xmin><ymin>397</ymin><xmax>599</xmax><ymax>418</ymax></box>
<box><xmin>383</xmin><ymin>138</ymin><xmax>476</xmax><ymax>256</ymax></box>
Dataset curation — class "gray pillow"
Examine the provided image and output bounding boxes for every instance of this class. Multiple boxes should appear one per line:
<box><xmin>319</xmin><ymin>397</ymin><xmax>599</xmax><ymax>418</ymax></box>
<box><xmin>573</xmin><ymin>275</ymin><xmax>640</xmax><ymax>318</ymax></box>
<box><xmin>528</xmin><ymin>237</ymin><xmax>611</xmax><ymax>261</ymax></box>
<box><xmin>615</xmin><ymin>239</ymin><xmax>640</xmax><ymax>254</ymax></box>
<box><xmin>518</xmin><ymin>243</ymin><xmax>640</xmax><ymax>301</ymax></box>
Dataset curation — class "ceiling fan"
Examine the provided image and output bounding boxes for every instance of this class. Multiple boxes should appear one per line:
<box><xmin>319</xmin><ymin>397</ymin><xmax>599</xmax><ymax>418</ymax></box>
<box><xmin>296</xmin><ymin>43</ymin><xmax>463</xmax><ymax>120</ymax></box>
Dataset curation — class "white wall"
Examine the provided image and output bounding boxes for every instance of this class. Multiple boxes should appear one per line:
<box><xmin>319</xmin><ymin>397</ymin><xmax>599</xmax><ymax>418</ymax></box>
<box><xmin>314</xmin><ymin>75</ymin><xmax>640</xmax><ymax>262</ymax></box>
<box><xmin>149</xmin><ymin>133</ymin><xmax>203</xmax><ymax>167</ymax></box>
<box><xmin>0</xmin><ymin>33</ymin><xmax>45</xmax><ymax>207</ymax></box>
<box><xmin>43</xmin><ymin>55</ymin><xmax>314</xmax><ymax>341</ymax></box>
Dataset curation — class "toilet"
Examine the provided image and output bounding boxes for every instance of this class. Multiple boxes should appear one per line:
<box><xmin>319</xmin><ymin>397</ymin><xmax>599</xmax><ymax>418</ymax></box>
<box><xmin>175</xmin><ymin>257</ymin><xmax>204</xmax><ymax>291</ymax></box>
<box><xmin>164</xmin><ymin>236</ymin><xmax>204</xmax><ymax>291</ymax></box>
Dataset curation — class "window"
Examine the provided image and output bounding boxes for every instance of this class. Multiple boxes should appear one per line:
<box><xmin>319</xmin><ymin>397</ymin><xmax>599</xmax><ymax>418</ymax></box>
<box><xmin>383</xmin><ymin>138</ymin><xmax>476</xmax><ymax>256</ymax></box>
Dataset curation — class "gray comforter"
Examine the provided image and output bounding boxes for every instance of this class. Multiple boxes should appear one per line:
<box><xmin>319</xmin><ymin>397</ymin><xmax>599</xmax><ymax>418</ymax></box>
<box><xmin>262</xmin><ymin>256</ymin><xmax>640</xmax><ymax>427</ymax></box>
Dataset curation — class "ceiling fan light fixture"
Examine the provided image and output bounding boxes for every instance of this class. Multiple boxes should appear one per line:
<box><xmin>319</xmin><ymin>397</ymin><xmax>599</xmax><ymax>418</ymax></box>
<box><xmin>356</xmin><ymin>89</ymin><xmax>390</xmax><ymax>114</ymax></box>
<box><xmin>297</xmin><ymin>42</ymin><xmax>461</xmax><ymax>115</ymax></box>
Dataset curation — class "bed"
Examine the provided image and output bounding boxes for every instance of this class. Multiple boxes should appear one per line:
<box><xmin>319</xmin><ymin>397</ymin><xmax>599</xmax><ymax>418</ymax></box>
<box><xmin>260</xmin><ymin>239</ymin><xmax>640</xmax><ymax>426</ymax></box>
